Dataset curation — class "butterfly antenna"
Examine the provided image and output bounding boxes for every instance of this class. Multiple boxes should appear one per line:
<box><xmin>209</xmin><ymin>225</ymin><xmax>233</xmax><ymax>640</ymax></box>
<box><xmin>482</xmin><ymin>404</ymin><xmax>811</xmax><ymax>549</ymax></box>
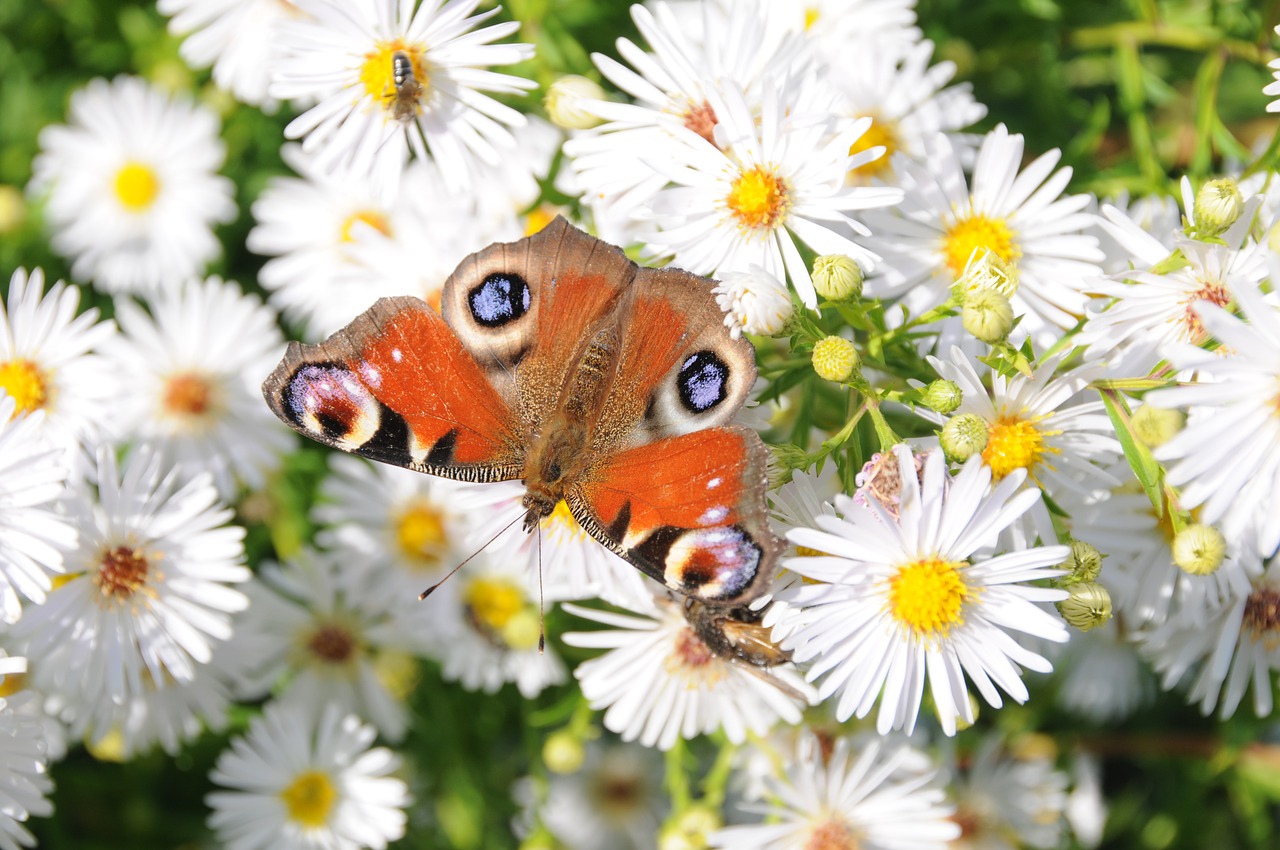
<box><xmin>537</xmin><ymin>518</ymin><xmax>546</xmax><ymax>655</ymax></box>
<box><xmin>419</xmin><ymin>511</ymin><xmax>524</xmax><ymax>600</ymax></box>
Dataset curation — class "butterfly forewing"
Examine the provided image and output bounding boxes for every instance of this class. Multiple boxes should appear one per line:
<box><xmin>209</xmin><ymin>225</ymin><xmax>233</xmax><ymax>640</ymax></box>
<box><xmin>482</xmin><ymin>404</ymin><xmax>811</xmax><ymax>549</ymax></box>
<box><xmin>263</xmin><ymin>296</ymin><xmax>525</xmax><ymax>481</ymax></box>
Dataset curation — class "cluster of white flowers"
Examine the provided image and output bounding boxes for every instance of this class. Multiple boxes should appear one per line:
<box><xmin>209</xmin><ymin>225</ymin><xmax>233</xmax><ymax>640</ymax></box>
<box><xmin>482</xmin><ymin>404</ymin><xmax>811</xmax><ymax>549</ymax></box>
<box><xmin>5</xmin><ymin>0</ymin><xmax>1280</xmax><ymax>846</ymax></box>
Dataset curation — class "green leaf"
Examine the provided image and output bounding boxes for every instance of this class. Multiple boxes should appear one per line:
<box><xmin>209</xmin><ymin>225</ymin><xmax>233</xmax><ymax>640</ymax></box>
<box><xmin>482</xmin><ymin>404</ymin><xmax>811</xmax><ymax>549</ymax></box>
<box><xmin>1099</xmin><ymin>388</ymin><xmax>1165</xmax><ymax>517</ymax></box>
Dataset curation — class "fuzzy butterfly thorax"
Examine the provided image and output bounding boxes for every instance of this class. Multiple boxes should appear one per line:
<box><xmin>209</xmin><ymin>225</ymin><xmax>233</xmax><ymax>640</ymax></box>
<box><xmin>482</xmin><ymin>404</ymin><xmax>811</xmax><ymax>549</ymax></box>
<box><xmin>264</xmin><ymin>217</ymin><xmax>781</xmax><ymax>607</ymax></box>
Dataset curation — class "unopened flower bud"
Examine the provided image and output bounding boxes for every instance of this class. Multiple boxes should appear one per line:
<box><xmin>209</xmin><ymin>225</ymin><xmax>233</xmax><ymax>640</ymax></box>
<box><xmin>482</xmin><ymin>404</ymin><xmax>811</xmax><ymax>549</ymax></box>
<box><xmin>658</xmin><ymin>805</ymin><xmax>722</xmax><ymax>850</ymax></box>
<box><xmin>941</xmin><ymin>413</ymin><xmax>988</xmax><ymax>462</ymax></box>
<box><xmin>812</xmin><ymin>336</ymin><xmax>859</xmax><ymax>382</ymax></box>
<box><xmin>542</xmin><ymin>730</ymin><xmax>585</xmax><ymax>774</ymax></box>
<box><xmin>713</xmin><ymin>266</ymin><xmax>793</xmax><ymax>338</ymax></box>
<box><xmin>545</xmin><ymin>75</ymin><xmax>606</xmax><ymax>130</ymax></box>
<box><xmin>811</xmin><ymin>254</ymin><xmax>864</xmax><ymax>300</ymax></box>
<box><xmin>922</xmin><ymin>379</ymin><xmax>962</xmax><ymax>415</ymax></box>
<box><xmin>1194</xmin><ymin>178</ymin><xmax>1244</xmax><ymax>237</ymax></box>
<box><xmin>961</xmin><ymin>289</ymin><xmax>1014</xmax><ymax>344</ymax></box>
<box><xmin>0</xmin><ymin>185</ymin><xmax>25</xmax><ymax>235</ymax></box>
<box><xmin>1132</xmin><ymin>403</ymin><xmax>1184</xmax><ymax>448</ymax></box>
<box><xmin>1172</xmin><ymin>524</ymin><xmax>1226</xmax><ymax>575</ymax></box>
<box><xmin>1059</xmin><ymin>540</ymin><xmax>1104</xmax><ymax>585</ymax></box>
<box><xmin>1057</xmin><ymin>582</ymin><xmax>1112</xmax><ymax>632</ymax></box>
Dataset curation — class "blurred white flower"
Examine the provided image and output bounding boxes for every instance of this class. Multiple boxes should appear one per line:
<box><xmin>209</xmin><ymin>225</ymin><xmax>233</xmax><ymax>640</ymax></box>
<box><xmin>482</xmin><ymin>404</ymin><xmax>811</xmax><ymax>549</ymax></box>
<box><xmin>0</xmin><ymin>398</ymin><xmax>75</xmax><ymax>623</ymax></box>
<box><xmin>947</xmin><ymin>735</ymin><xmax>1069</xmax><ymax>850</ymax></box>
<box><xmin>711</xmin><ymin>732</ymin><xmax>958</xmax><ymax>850</ymax></box>
<box><xmin>777</xmin><ymin>446</ymin><xmax>1070</xmax><ymax>735</ymax></box>
<box><xmin>226</xmin><ymin>549</ymin><xmax>431</xmax><ymax>743</ymax></box>
<box><xmin>271</xmin><ymin>0</ymin><xmax>535</xmax><ymax>193</ymax></box>
<box><xmin>0</xmin><ymin>667</ymin><xmax>54</xmax><ymax>850</ymax></box>
<box><xmin>0</xmin><ymin>268</ymin><xmax>118</xmax><ymax>471</ymax></box>
<box><xmin>30</xmin><ymin>76</ymin><xmax>235</xmax><ymax>294</ymax></box>
<box><xmin>1051</xmin><ymin>620</ymin><xmax>1153</xmax><ymax>724</ymax></box>
<box><xmin>207</xmin><ymin>700</ymin><xmax>409</xmax><ymax>850</ymax></box>
<box><xmin>103</xmin><ymin>276</ymin><xmax>295</xmax><ymax>498</ymax></box>
<box><xmin>159</xmin><ymin>0</ymin><xmax>306</xmax><ymax>108</ymax></box>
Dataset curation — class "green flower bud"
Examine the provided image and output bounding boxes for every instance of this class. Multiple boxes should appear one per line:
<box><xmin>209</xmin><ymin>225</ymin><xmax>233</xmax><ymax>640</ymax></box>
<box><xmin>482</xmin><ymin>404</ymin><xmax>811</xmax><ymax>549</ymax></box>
<box><xmin>1132</xmin><ymin>403</ymin><xmax>1184</xmax><ymax>449</ymax></box>
<box><xmin>658</xmin><ymin>805</ymin><xmax>722</xmax><ymax>850</ymax></box>
<box><xmin>961</xmin><ymin>289</ymin><xmax>1014</xmax><ymax>344</ymax></box>
<box><xmin>1172</xmin><ymin>524</ymin><xmax>1226</xmax><ymax>575</ymax></box>
<box><xmin>1193</xmin><ymin>178</ymin><xmax>1244</xmax><ymax>237</ymax></box>
<box><xmin>544</xmin><ymin>75</ymin><xmax>606</xmax><ymax>130</ymax></box>
<box><xmin>812</xmin><ymin>336</ymin><xmax>859</xmax><ymax>382</ymax></box>
<box><xmin>941</xmin><ymin>413</ymin><xmax>988</xmax><ymax>462</ymax></box>
<box><xmin>922</xmin><ymin>379</ymin><xmax>963</xmax><ymax>415</ymax></box>
<box><xmin>1059</xmin><ymin>540</ymin><xmax>1104</xmax><ymax>585</ymax></box>
<box><xmin>542</xmin><ymin>730</ymin><xmax>586</xmax><ymax>775</ymax></box>
<box><xmin>811</xmin><ymin>254</ymin><xmax>864</xmax><ymax>300</ymax></box>
<box><xmin>1056</xmin><ymin>582</ymin><xmax>1112</xmax><ymax>631</ymax></box>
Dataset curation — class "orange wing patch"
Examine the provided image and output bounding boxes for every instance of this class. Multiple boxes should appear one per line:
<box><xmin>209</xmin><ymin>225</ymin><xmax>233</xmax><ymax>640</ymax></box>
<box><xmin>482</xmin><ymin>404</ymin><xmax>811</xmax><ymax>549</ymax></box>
<box><xmin>569</xmin><ymin>427</ymin><xmax>779</xmax><ymax>605</ymax></box>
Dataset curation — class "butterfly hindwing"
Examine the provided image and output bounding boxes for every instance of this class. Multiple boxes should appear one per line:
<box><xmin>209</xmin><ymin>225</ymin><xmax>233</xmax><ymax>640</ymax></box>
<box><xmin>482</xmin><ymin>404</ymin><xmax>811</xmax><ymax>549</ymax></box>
<box><xmin>263</xmin><ymin>296</ymin><xmax>524</xmax><ymax>481</ymax></box>
<box><xmin>568</xmin><ymin>425</ymin><xmax>781</xmax><ymax>606</ymax></box>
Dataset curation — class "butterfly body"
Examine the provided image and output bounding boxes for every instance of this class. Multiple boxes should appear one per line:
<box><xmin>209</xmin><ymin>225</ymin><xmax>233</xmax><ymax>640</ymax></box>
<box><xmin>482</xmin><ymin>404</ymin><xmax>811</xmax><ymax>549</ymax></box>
<box><xmin>264</xmin><ymin>218</ymin><xmax>781</xmax><ymax>606</ymax></box>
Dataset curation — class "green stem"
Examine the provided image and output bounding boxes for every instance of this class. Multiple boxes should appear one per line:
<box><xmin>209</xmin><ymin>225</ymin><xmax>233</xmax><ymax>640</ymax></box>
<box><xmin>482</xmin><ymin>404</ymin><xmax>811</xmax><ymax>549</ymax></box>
<box><xmin>700</xmin><ymin>741</ymin><xmax>738</xmax><ymax>810</ymax></box>
<box><xmin>665</xmin><ymin>740</ymin><xmax>692</xmax><ymax>812</ymax></box>
<box><xmin>1114</xmin><ymin>37</ymin><xmax>1162</xmax><ymax>182</ymax></box>
<box><xmin>1190</xmin><ymin>49</ymin><xmax>1226</xmax><ymax>177</ymax></box>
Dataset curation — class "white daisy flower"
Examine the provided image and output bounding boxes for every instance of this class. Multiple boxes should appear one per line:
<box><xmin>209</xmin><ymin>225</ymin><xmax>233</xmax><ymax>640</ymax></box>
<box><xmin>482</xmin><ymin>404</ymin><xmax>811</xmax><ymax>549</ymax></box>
<box><xmin>227</xmin><ymin>549</ymin><xmax>431</xmax><ymax>743</ymax></box>
<box><xmin>1144</xmin><ymin>279</ymin><xmax>1280</xmax><ymax>559</ymax></box>
<box><xmin>830</xmin><ymin>38</ymin><xmax>987</xmax><ymax>185</ymax></box>
<box><xmin>863</xmin><ymin>126</ymin><xmax>1103</xmax><ymax>346</ymax></box>
<box><xmin>710</xmin><ymin>732</ymin><xmax>959</xmax><ymax>850</ymax></box>
<box><xmin>0</xmin><ymin>398</ymin><xmax>76</xmax><ymax>622</ymax></box>
<box><xmin>922</xmin><ymin>347</ymin><xmax>1121</xmax><ymax>548</ymax></box>
<box><xmin>1091</xmin><ymin>192</ymin><xmax>1181</xmax><ymax>275</ymax></box>
<box><xmin>433</xmin><ymin>559</ymin><xmax>567</xmax><ymax>699</ymax></box>
<box><xmin>29</xmin><ymin>76</ymin><xmax>236</xmax><ymax>294</ymax></box>
<box><xmin>562</xmin><ymin>593</ymin><xmax>812</xmax><ymax>751</ymax></box>
<box><xmin>780</xmin><ymin>0</ymin><xmax>921</xmax><ymax>60</ymax></box>
<box><xmin>103</xmin><ymin>277</ymin><xmax>294</xmax><ymax>498</ymax></box>
<box><xmin>249</xmin><ymin>148</ymin><xmax>526</xmax><ymax>340</ymax></box>
<box><xmin>563</xmin><ymin>0</ymin><xmax>809</xmax><ymax>242</ymax></box>
<box><xmin>1079</xmin><ymin>234</ymin><xmax>1268</xmax><ymax>374</ymax></box>
<box><xmin>0</xmin><ymin>684</ymin><xmax>54</xmax><ymax>850</ymax></box>
<box><xmin>1139</xmin><ymin>560</ymin><xmax>1280</xmax><ymax>719</ymax></box>
<box><xmin>0</xmin><ymin>268</ymin><xmax>118</xmax><ymax>469</ymax></box>
<box><xmin>776</xmin><ymin>445</ymin><xmax>1071</xmax><ymax>735</ymax></box>
<box><xmin>643</xmin><ymin>76</ymin><xmax>903</xmax><ymax>307</ymax></box>
<box><xmin>13</xmin><ymin>449</ymin><xmax>248</xmax><ymax>710</ymax></box>
<box><xmin>314</xmin><ymin>454</ymin><xmax>476</xmax><ymax>605</ymax></box>
<box><xmin>947</xmin><ymin>735</ymin><xmax>1069</xmax><ymax>850</ymax></box>
<box><xmin>207</xmin><ymin>700</ymin><xmax>410</xmax><ymax>850</ymax></box>
<box><xmin>271</xmin><ymin>0</ymin><xmax>535</xmax><ymax>193</ymax></box>
<box><xmin>516</xmin><ymin>741</ymin><xmax>665</xmax><ymax>850</ymax></box>
<box><xmin>159</xmin><ymin>0</ymin><xmax>306</xmax><ymax>108</ymax></box>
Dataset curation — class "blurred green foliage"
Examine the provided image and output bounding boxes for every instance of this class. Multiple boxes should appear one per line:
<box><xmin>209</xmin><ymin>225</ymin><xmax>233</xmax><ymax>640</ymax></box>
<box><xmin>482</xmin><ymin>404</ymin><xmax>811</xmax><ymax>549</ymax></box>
<box><xmin>3</xmin><ymin>0</ymin><xmax>1278</xmax><ymax>848</ymax></box>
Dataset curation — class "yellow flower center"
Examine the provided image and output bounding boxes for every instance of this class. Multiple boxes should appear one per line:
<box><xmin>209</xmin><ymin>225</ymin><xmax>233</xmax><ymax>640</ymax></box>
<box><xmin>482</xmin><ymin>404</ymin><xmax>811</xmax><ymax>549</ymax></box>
<box><xmin>942</xmin><ymin>213</ymin><xmax>1020</xmax><ymax>278</ymax></box>
<box><xmin>93</xmin><ymin>545</ymin><xmax>153</xmax><ymax>605</ymax></box>
<box><xmin>161</xmin><ymin>372</ymin><xmax>215</xmax><ymax>419</ymax></box>
<box><xmin>726</xmin><ymin>165</ymin><xmax>790</xmax><ymax>231</ymax></box>
<box><xmin>983</xmin><ymin>415</ymin><xmax>1056</xmax><ymax>480</ymax></box>
<box><xmin>0</xmin><ymin>359</ymin><xmax>49</xmax><ymax>415</ymax></box>
<box><xmin>394</xmin><ymin>501</ymin><xmax>446</xmax><ymax>565</ymax></box>
<box><xmin>1178</xmin><ymin>279</ymin><xmax>1231</xmax><ymax>344</ymax></box>
<box><xmin>804</xmin><ymin>818</ymin><xmax>860</xmax><ymax>850</ymax></box>
<box><xmin>280</xmin><ymin>770</ymin><xmax>337</xmax><ymax>829</ymax></box>
<box><xmin>848</xmin><ymin>117</ymin><xmax>898</xmax><ymax>180</ymax></box>
<box><xmin>888</xmin><ymin>556</ymin><xmax>969</xmax><ymax>637</ymax></box>
<box><xmin>359</xmin><ymin>40</ymin><xmax>427</xmax><ymax>108</ymax></box>
<box><xmin>543</xmin><ymin>499</ymin><xmax>588</xmax><ymax>543</ymax></box>
<box><xmin>0</xmin><ymin>672</ymin><xmax>27</xmax><ymax>699</ymax></box>
<box><xmin>114</xmin><ymin>161</ymin><xmax>161</xmax><ymax>212</ymax></box>
<box><xmin>464</xmin><ymin>576</ymin><xmax>526</xmax><ymax>633</ymax></box>
<box><xmin>522</xmin><ymin>205</ymin><xmax>559</xmax><ymax>237</ymax></box>
<box><xmin>340</xmin><ymin>210</ymin><xmax>393</xmax><ymax>243</ymax></box>
<box><xmin>803</xmin><ymin>7</ymin><xmax>820</xmax><ymax>29</ymax></box>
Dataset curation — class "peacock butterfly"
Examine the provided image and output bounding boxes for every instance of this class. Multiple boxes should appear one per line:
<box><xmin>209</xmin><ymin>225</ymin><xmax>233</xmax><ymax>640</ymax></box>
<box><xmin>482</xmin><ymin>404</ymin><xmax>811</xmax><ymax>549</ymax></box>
<box><xmin>262</xmin><ymin>217</ymin><xmax>781</xmax><ymax>607</ymax></box>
